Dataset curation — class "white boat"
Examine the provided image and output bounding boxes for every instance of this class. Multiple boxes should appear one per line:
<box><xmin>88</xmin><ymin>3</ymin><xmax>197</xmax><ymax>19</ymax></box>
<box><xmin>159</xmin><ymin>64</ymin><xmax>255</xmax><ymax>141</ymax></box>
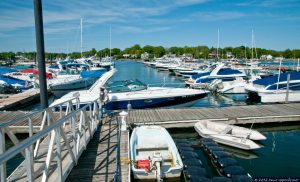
<box><xmin>130</xmin><ymin>125</ymin><xmax>183</xmax><ymax>180</ymax></box>
<box><xmin>185</xmin><ymin>63</ymin><xmax>247</xmax><ymax>89</ymax></box>
<box><xmin>245</xmin><ymin>71</ymin><xmax>300</xmax><ymax>103</ymax></box>
<box><xmin>49</xmin><ymin>68</ymin><xmax>107</xmax><ymax>97</ymax></box>
<box><xmin>194</xmin><ymin>120</ymin><xmax>265</xmax><ymax>150</ymax></box>
<box><xmin>103</xmin><ymin>79</ymin><xmax>208</xmax><ymax>110</ymax></box>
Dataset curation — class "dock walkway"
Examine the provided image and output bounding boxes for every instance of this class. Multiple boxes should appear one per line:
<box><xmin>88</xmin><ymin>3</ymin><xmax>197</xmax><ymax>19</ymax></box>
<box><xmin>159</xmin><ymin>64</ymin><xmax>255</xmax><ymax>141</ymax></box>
<box><xmin>127</xmin><ymin>103</ymin><xmax>300</xmax><ymax>128</ymax></box>
<box><xmin>0</xmin><ymin>88</ymin><xmax>41</xmax><ymax>111</ymax></box>
<box><xmin>66</xmin><ymin>113</ymin><xmax>130</xmax><ymax>182</ymax></box>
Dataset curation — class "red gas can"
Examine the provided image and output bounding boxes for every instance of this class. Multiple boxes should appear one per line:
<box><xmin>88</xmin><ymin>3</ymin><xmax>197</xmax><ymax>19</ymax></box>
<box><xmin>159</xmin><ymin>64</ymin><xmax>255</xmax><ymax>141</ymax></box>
<box><xmin>137</xmin><ymin>160</ymin><xmax>150</xmax><ymax>172</ymax></box>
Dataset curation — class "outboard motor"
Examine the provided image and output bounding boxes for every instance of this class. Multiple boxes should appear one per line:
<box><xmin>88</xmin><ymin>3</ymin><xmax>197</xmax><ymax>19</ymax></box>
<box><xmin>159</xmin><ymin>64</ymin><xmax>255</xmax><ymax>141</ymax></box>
<box><xmin>207</xmin><ymin>79</ymin><xmax>224</xmax><ymax>92</ymax></box>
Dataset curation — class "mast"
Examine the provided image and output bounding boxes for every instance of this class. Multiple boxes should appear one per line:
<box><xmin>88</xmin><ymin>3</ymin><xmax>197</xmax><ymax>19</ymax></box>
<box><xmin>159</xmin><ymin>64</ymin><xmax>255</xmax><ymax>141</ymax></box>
<box><xmin>251</xmin><ymin>29</ymin><xmax>254</xmax><ymax>76</ymax></box>
<box><xmin>217</xmin><ymin>28</ymin><xmax>219</xmax><ymax>61</ymax></box>
<box><xmin>110</xmin><ymin>25</ymin><xmax>112</xmax><ymax>61</ymax></box>
<box><xmin>276</xmin><ymin>58</ymin><xmax>282</xmax><ymax>94</ymax></box>
<box><xmin>80</xmin><ymin>18</ymin><xmax>83</xmax><ymax>57</ymax></box>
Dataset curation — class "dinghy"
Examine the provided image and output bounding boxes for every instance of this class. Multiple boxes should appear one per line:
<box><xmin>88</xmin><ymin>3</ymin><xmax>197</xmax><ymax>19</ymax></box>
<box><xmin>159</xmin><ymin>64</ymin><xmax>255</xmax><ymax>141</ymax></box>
<box><xmin>130</xmin><ymin>126</ymin><xmax>183</xmax><ymax>181</ymax></box>
<box><xmin>194</xmin><ymin>120</ymin><xmax>265</xmax><ymax>150</ymax></box>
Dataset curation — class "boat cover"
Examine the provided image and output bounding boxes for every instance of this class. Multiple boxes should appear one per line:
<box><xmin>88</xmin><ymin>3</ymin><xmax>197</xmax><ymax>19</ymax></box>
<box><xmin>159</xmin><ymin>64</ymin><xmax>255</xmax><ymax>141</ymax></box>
<box><xmin>253</xmin><ymin>71</ymin><xmax>300</xmax><ymax>86</ymax></box>
<box><xmin>80</xmin><ymin>69</ymin><xmax>106</xmax><ymax>78</ymax></box>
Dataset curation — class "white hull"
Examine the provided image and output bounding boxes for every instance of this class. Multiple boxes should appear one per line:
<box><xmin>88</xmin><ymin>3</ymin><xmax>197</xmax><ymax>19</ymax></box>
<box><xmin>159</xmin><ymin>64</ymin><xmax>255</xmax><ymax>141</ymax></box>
<box><xmin>245</xmin><ymin>82</ymin><xmax>300</xmax><ymax>103</ymax></box>
<box><xmin>130</xmin><ymin>126</ymin><xmax>183</xmax><ymax>180</ymax></box>
<box><xmin>259</xmin><ymin>92</ymin><xmax>300</xmax><ymax>103</ymax></box>
<box><xmin>194</xmin><ymin>120</ymin><xmax>264</xmax><ymax>150</ymax></box>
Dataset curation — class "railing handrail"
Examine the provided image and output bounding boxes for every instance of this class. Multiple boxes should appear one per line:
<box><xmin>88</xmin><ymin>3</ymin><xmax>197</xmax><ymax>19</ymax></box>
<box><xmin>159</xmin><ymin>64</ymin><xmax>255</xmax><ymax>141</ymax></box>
<box><xmin>147</xmin><ymin>82</ymin><xmax>186</xmax><ymax>88</ymax></box>
<box><xmin>0</xmin><ymin>98</ymin><xmax>98</xmax><ymax>165</ymax></box>
<box><xmin>0</xmin><ymin>95</ymin><xmax>80</xmax><ymax>128</ymax></box>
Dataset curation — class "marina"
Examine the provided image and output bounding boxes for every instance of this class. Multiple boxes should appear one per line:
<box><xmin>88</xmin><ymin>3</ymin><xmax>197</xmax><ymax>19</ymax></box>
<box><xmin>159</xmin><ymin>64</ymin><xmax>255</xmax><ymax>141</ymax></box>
<box><xmin>1</xmin><ymin>0</ymin><xmax>300</xmax><ymax>180</ymax></box>
<box><xmin>1</xmin><ymin>60</ymin><xmax>300</xmax><ymax>181</ymax></box>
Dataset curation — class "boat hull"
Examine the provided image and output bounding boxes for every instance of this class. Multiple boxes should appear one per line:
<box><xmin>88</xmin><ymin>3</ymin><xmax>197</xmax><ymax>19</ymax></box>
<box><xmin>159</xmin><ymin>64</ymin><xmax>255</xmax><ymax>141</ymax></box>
<box><xmin>105</xmin><ymin>92</ymin><xmax>208</xmax><ymax>110</ymax></box>
<box><xmin>130</xmin><ymin>126</ymin><xmax>183</xmax><ymax>180</ymax></box>
<box><xmin>194</xmin><ymin>121</ymin><xmax>263</xmax><ymax>150</ymax></box>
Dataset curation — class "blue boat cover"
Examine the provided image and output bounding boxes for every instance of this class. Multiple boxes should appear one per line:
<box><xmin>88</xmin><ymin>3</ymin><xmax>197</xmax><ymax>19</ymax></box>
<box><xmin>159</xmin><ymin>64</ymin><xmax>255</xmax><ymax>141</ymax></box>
<box><xmin>191</xmin><ymin>72</ymin><xmax>210</xmax><ymax>79</ymax></box>
<box><xmin>253</xmin><ymin>71</ymin><xmax>300</xmax><ymax>86</ymax></box>
<box><xmin>217</xmin><ymin>68</ymin><xmax>242</xmax><ymax>75</ymax></box>
<box><xmin>80</xmin><ymin>69</ymin><xmax>106</xmax><ymax>78</ymax></box>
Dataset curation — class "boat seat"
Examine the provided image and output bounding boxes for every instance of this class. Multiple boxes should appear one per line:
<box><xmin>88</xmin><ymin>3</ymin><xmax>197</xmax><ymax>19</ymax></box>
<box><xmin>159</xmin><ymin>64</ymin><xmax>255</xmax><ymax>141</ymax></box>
<box><xmin>136</xmin><ymin>145</ymin><xmax>169</xmax><ymax>152</ymax></box>
<box><xmin>221</xmin><ymin>126</ymin><xmax>233</xmax><ymax>134</ymax></box>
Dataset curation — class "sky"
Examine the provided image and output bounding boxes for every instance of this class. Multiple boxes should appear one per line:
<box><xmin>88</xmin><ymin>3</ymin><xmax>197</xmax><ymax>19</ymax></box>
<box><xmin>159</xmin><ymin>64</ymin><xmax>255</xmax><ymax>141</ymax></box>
<box><xmin>0</xmin><ymin>0</ymin><xmax>300</xmax><ymax>52</ymax></box>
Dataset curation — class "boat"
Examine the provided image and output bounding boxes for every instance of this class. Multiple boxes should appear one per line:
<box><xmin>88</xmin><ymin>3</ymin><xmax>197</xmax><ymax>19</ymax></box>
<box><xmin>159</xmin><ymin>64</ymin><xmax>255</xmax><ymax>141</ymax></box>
<box><xmin>130</xmin><ymin>125</ymin><xmax>183</xmax><ymax>180</ymax></box>
<box><xmin>194</xmin><ymin>120</ymin><xmax>265</xmax><ymax>150</ymax></box>
<box><xmin>185</xmin><ymin>63</ymin><xmax>246</xmax><ymax>89</ymax></box>
<box><xmin>245</xmin><ymin>71</ymin><xmax>300</xmax><ymax>103</ymax></box>
<box><xmin>49</xmin><ymin>68</ymin><xmax>107</xmax><ymax>97</ymax></box>
<box><xmin>103</xmin><ymin>79</ymin><xmax>209</xmax><ymax>110</ymax></box>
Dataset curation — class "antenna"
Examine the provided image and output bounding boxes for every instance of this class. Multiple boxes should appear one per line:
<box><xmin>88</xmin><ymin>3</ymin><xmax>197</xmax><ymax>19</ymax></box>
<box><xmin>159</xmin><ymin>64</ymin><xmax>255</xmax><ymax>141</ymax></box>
<box><xmin>80</xmin><ymin>18</ymin><xmax>83</xmax><ymax>57</ymax></box>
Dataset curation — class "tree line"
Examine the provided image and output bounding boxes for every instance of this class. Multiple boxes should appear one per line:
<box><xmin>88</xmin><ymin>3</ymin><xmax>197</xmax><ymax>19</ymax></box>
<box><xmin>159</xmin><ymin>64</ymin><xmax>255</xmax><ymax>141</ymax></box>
<box><xmin>1</xmin><ymin>45</ymin><xmax>300</xmax><ymax>61</ymax></box>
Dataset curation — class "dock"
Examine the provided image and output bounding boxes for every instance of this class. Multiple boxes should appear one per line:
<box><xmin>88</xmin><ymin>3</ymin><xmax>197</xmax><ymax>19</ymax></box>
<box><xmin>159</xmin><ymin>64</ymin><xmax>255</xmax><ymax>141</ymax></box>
<box><xmin>0</xmin><ymin>110</ymin><xmax>60</xmax><ymax>133</ymax></box>
<box><xmin>126</xmin><ymin>103</ymin><xmax>300</xmax><ymax>128</ymax></box>
<box><xmin>2</xmin><ymin>102</ymin><xmax>300</xmax><ymax>182</ymax></box>
<box><xmin>0</xmin><ymin>88</ymin><xmax>44</xmax><ymax>111</ymax></box>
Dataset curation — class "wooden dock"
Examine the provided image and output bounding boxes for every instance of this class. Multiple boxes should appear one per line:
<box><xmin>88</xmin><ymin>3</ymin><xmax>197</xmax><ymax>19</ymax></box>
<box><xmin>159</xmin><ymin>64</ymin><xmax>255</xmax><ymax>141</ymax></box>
<box><xmin>66</xmin><ymin>113</ymin><xmax>129</xmax><ymax>182</ymax></box>
<box><xmin>7</xmin><ymin>113</ymin><xmax>130</xmax><ymax>182</ymax></box>
<box><xmin>126</xmin><ymin>103</ymin><xmax>300</xmax><ymax>128</ymax></box>
<box><xmin>0</xmin><ymin>88</ymin><xmax>42</xmax><ymax>111</ymax></box>
<box><xmin>0</xmin><ymin>110</ymin><xmax>60</xmax><ymax>133</ymax></box>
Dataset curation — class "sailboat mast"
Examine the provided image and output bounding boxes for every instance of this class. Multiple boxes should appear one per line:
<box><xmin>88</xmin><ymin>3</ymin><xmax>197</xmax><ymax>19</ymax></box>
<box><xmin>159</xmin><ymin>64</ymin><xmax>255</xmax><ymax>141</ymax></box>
<box><xmin>251</xmin><ymin>29</ymin><xmax>254</xmax><ymax>76</ymax></box>
<box><xmin>81</xmin><ymin>18</ymin><xmax>83</xmax><ymax>57</ymax></box>
<box><xmin>217</xmin><ymin>29</ymin><xmax>219</xmax><ymax>60</ymax></box>
<box><xmin>110</xmin><ymin>25</ymin><xmax>112</xmax><ymax>60</ymax></box>
<box><xmin>251</xmin><ymin>30</ymin><xmax>254</xmax><ymax>60</ymax></box>
<box><xmin>276</xmin><ymin>58</ymin><xmax>282</xmax><ymax>94</ymax></box>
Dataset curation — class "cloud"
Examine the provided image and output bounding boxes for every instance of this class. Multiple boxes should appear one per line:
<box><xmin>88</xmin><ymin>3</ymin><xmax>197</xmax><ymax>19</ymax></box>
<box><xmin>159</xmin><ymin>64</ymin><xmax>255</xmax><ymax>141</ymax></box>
<box><xmin>235</xmin><ymin>0</ymin><xmax>300</xmax><ymax>7</ymax></box>
<box><xmin>0</xmin><ymin>0</ymin><xmax>209</xmax><ymax>34</ymax></box>
<box><xmin>191</xmin><ymin>11</ymin><xmax>245</xmax><ymax>21</ymax></box>
<box><xmin>118</xmin><ymin>26</ymin><xmax>171</xmax><ymax>33</ymax></box>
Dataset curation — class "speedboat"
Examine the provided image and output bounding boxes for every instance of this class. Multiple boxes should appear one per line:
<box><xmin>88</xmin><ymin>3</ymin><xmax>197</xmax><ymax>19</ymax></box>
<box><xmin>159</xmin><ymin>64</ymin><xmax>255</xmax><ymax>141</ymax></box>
<box><xmin>130</xmin><ymin>125</ymin><xmax>183</xmax><ymax>180</ymax></box>
<box><xmin>185</xmin><ymin>63</ymin><xmax>246</xmax><ymax>89</ymax></box>
<box><xmin>194</xmin><ymin>120</ymin><xmax>264</xmax><ymax>150</ymax></box>
<box><xmin>104</xmin><ymin>79</ymin><xmax>209</xmax><ymax>110</ymax></box>
<box><xmin>49</xmin><ymin>68</ymin><xmax>107</xmax><ymax>97</ymax></box>
<box><xmin>245</xmin><ymin>71</ymin><xmax>300</xmax><ymax>103</ymax></box>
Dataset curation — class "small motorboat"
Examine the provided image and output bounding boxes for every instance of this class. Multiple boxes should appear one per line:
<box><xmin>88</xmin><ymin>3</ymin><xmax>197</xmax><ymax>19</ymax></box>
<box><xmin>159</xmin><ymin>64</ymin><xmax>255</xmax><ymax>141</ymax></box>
<box><xmin>130</xmin><ymin>125</ymin><xmax>183</xmax><ymax>181</ymax></box>
<box><xmin>194</xmin><ymin>120</ymin><xmax>265</xmax><ymax>150</ymax></box>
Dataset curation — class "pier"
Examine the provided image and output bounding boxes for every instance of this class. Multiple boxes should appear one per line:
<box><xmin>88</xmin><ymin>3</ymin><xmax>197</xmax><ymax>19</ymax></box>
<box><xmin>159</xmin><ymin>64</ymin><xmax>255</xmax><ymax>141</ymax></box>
<box><xmin>0</xmin><ymin>95</ymin><xmax>129</xmax><ymax>182</ymax></box>
<box><xmin>126</xmin><ymin>103</ymin><xmax>300</xmax><ymax>128</ymax></box>
<box><xmin>1</xmin><ymin>102</ymin><xmax>300</xmax><ymax>181</ymax></box>
<box><xmin>0</xmin><ymin>88</ymin><xmax>47</xmax><ymax>111</ymax></box>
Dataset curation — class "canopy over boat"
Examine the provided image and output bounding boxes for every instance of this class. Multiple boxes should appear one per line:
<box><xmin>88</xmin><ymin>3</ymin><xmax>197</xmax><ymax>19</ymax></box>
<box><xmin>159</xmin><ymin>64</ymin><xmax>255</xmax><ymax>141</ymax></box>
<box><xmin>253</xmin><ymin>71</ymin><xmax>300</xmax><ymax>86</ymax></box>
<box><xmin>21</xmin><ymin>68</ymin><xmax>53</xmax><ymax>79</ymax></box>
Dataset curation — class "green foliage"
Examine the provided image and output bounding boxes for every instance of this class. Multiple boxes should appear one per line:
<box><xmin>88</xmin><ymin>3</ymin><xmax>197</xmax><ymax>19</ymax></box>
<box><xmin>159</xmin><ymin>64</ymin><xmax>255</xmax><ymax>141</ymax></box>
<box><xmin>1</xmin><ymin>46</ymin><xmax>300</xmax><ymax>61</ymax></box>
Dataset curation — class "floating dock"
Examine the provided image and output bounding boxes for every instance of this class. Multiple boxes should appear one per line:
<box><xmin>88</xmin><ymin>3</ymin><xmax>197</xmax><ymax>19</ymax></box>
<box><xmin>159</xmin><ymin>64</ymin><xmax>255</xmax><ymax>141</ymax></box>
<box><xmin>0</xmin><ymin>88</ymin><xmax>46</xmax><ymax>111</ymax></box>
<box><xmin>2</xmin><ymin>103</ymin><xmax>300</xmax><ymax>182</ymax></box>
<box><xmin>126</xmin><ymin>103</ymin><xmax>300</xmax><ymax>128</ymax></box>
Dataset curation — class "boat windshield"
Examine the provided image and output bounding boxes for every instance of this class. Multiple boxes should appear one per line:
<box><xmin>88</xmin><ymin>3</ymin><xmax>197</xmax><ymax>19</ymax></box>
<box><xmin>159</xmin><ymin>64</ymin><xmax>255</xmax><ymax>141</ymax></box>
<box><xmin>105</xmin><ymin>79</ymin><xmax>147</xmax><ymax>93</ymax></box>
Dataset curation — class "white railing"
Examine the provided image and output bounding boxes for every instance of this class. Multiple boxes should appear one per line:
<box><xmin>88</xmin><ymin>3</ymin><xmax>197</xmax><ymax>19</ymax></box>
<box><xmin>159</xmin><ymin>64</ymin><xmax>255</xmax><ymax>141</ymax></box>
<box><xmin>0</xmin><ymin>94</ymin><xmax>103</xmax><ymax>182</ymax></box>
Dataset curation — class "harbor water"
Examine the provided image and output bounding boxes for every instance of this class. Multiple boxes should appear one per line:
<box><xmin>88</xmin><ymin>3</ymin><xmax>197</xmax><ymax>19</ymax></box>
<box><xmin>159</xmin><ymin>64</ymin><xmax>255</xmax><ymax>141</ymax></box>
<box><xmin>3</xmin><ymin>60</ymin><xmax>300</xmax><ymax>178</ymax></box>
<box><xmin>112</xmin><ymin>60</ymin><xmax>300</xmax><ymax>178</ymax></box>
